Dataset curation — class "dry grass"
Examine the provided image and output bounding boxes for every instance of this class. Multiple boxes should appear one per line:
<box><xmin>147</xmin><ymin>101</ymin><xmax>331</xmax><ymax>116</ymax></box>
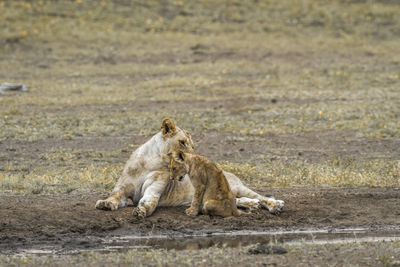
<box><xmin>0</xmin><ymin>163</ymin><xmax>121</xmax><ymax>195</ymax></box>
<box><xmin>0</xmin><ymin>0</ymin><xmax>399</xmax><ymax>194</ymax></box>
<box><xmin>0</xmin><ymin>148</ymin><xmax>398</xmax><ymax>195</ymax></box>
<box><xmin>220</xmin><ymin>159</ymin><xmax>400</xmax><ymax>188</ymax></box>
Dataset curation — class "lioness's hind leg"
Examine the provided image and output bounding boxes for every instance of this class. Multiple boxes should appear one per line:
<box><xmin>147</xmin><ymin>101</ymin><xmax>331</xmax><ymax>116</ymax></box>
<box><xmin>224</xmin><ymin>171</ymin><xmax>284</xmax><ymax>214</ymax></box>
<box><xmin>263</xmin><ymin>199</ymin><xmax>284</xmax><ymax>215</ymax></box>
<box><xmin>236</xmin><ymin>197</ymin><xmax>261</xmax><ymax>211</ymax></box>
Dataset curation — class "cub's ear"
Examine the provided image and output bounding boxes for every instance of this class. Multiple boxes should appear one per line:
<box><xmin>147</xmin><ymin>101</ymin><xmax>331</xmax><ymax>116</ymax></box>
<box><xmin>178</xmin><ymin>151</ymin><xmax>185</xmax><ymax>162</ymax></box>
<box><xmin>184</xmin><ymin>130</ymin><xmax>195</xmax><ymax>149</ymax></box>
<box><xmin>173</xmin><ymin>151</ymin><xmax>185</xmax><ymax>162</ymax></box>
<box><xmin>161</xmin><ymin>118</ymin><xmax>177</xmax><ymax>138</ymax></box>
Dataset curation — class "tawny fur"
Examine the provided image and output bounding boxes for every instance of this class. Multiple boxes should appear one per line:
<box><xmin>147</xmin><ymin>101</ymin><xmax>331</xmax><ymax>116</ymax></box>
<box><xmin>169</xmin><ymin>151</ymin><xmax>241</xmax><ymax>217</ymax></box>
<box><xmin>95</xmin><ymin>119</ymin><xmax>284</xmax><ymax>218</ymax></box>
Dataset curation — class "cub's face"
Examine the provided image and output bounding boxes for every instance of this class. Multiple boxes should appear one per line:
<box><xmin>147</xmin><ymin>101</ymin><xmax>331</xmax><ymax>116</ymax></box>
<box><xmin>168</xmin><ymin>152</ymin><xmax>187</xmax><ymax>181</ymax></box>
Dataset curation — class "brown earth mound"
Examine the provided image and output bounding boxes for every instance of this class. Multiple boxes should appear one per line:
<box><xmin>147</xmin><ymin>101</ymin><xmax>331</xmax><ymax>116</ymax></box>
<box><xmin>1</xmin><ymin>187</ymin><xmax>399</xmax><ymax>253</ymax></box>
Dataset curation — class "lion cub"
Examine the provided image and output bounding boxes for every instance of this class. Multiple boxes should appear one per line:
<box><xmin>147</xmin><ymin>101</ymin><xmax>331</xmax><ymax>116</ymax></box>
<box><xmin>169</xmin><ymin>151</ymin><xmax>242</xmax><ymax>217</ymax></box>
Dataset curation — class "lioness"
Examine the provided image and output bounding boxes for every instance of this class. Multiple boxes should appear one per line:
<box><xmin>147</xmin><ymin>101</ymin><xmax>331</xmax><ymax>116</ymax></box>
<box><xmin>169</xmin><ymin>151</ymin><xmax>242</xmax><ymax>217</ymax></box>
<box><xmin>96</xmin><ymin>118</ymin><xmax>284</xmax><ymax>217</ymax></box>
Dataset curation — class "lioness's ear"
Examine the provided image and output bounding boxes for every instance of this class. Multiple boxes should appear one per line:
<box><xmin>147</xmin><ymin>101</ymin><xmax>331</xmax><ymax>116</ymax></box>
<box><xmin>161</xmin><ymin>118</ymin><xmax>177</xmax><ymax>138</ymax></box>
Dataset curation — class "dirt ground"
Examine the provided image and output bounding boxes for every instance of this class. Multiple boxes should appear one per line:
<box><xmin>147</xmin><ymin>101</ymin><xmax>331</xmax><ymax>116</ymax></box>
<box><xmin>1</xmin><ymin>187</ymin><xmax>399</xmax><ymax>253</ymax></box>
<box><xmin>2</xmin><ymin>128</ymin><xmax>399</xmax><ymax>171</ymax></box>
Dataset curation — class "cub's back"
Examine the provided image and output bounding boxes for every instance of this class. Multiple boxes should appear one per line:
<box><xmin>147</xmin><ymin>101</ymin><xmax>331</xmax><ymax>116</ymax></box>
<box><xmin>192</xmin><ymin>155</ymin><xmax>233</xmax><ymax>199</ymax></box>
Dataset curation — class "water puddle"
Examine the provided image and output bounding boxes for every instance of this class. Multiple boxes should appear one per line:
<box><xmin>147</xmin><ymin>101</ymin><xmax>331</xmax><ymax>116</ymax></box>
<box><xmin>104</xmin><ymin>227</ymin><xmax>400</xmax><ymax>251</ymax></box>
<box><xmin>10</xmin><ymin>226</ymin><xmax>400</xmax><ymax>256</ymax></box>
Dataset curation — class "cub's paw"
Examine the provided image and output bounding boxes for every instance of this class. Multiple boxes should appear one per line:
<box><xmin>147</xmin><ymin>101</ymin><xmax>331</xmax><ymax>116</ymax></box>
<box><xmin>185</xmin><ymin>207</ymin><xmax>198</xmax><ymax>216</ymax></box>
<box><xmin>132</xmin><ymin>206</ymin><xmax>147</xmax><ymax>218</ymax></box>
<box><xmin>95</xmin><ymin>199</ymin><xmax>118</xmax><ymax>211</ymax></box>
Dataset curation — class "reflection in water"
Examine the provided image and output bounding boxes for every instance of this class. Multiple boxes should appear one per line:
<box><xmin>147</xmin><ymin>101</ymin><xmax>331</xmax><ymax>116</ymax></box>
<box><xmin>13</xmin><ymin>226</ymin><xmax>400</xmax><ymax>256</ymax></box>
<box><xmin>113</xmin><ymin>228</ymin><xmax>400</xmax><ymax>251</ymax></box>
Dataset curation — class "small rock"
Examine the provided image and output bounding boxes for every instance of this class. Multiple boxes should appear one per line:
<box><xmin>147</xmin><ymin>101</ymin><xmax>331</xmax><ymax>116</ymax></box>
<box><xmin>0</xmin><ymin>83</ymin><xmax>28</xmax><ymax>95</ymax></box>
<box><xmin>248</xmin><ymin>245</ymin><xmax>287</xmax><ymax>255</ymax></box>
<box><xmin>190</xmin><ymin>44</ymin><xmax>210</xmax><ymax>51</ymax></box>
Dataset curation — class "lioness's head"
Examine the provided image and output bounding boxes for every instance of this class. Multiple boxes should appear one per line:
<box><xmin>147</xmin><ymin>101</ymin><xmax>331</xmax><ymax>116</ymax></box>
<box><xmin>161</xmin><ymin>118</ymin><xmax>194</xmax><ymax>155</ymax></box>
<box><xmin>168</xmin><ymin>151</ymin><xmax>187</xmax><ymax>181</ymax></box>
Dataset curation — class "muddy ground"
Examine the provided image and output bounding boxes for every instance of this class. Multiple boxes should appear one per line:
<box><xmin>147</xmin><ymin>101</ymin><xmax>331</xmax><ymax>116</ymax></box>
<box><xmin>1</xmin><ymin>186</ymin><xmax>399</xmax><ymax>254</ymax></box>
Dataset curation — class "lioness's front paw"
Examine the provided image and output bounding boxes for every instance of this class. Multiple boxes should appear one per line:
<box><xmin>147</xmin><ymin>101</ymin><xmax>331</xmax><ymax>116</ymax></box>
<box><xmin>95</xmin><ymin>199</ymin><xmax>119</xmax><ymax>211</ymax></box>
<box><xmin>132</xmin><ymin>206</ymin><xmax>146</xmax><ymax>218</ymax></box>
<box><xmin>185</xmin><ymin>207</ymin><xmax>198</xmax><ymax>216</ymax></box>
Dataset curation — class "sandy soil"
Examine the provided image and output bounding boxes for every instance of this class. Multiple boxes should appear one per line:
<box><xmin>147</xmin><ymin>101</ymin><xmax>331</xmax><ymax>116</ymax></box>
<box><xmin>1</xmin><ymin>186</ymin><xmax>399</xmax><ymax>254</ymax></box>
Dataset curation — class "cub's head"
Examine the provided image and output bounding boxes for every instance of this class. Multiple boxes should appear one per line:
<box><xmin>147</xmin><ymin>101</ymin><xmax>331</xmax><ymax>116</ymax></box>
<box><xmin>168</xmin><ymin>151</ymin><xmax>187</xmax><ymax>181</ymax></box>
<box><xmin>161</xmin><ymin>118</ymin><xmax>194</xmax><ymax>154</ymax></box>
